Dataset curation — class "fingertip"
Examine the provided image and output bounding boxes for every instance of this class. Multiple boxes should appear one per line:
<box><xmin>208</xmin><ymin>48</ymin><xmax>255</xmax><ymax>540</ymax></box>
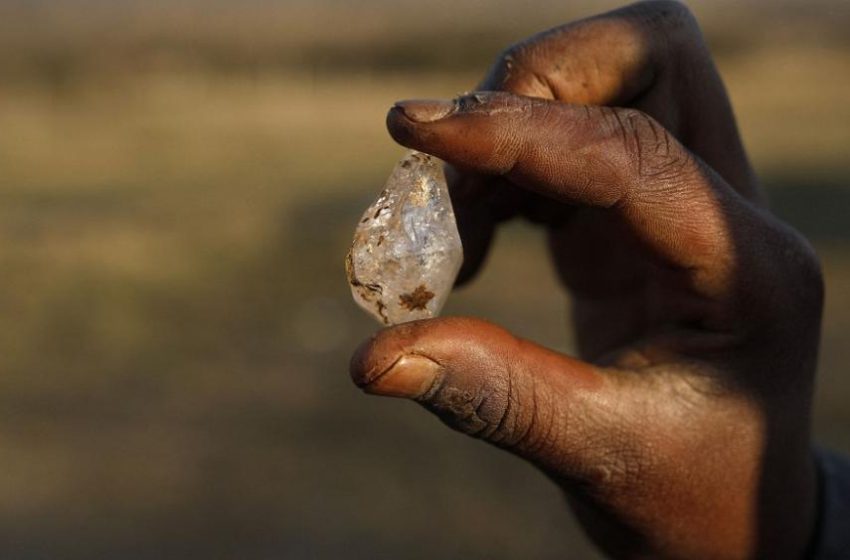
<box><xmin>348</xmin><ymin>320</ymin><xmax>430</xmax><ymax>389</ymax></box>
<box><xmin>349</xmin><ymin>332</ymin><xmax>380</xmax><ymax>388</ymax></box>
<box><xmin>348</xmin><ymin>317</ymin><xmax>509</xmax><ymax>390</ymax></box>
<box><xmin>393</xmin><ymin>99</ymin><xmax>457</xmax><ymax>123</ymax></box>
<box><xmin>385</xmin><ymin>93</ymin><xmax>518</xmax><ymax>153</ymax></box>
<box><xmin>361</xmin><ymin>354</ymin><xmax>442</xmax><ymax>399</ymax></box>
<box><xmin>385</xmin><ymin>104</ymin><xmax>419</xmax><ymax>149</ymax></box>
<box><xmin>386</xmin><ymin>99</ymin><xmax>456</xmax><ymax>149</ymax></box>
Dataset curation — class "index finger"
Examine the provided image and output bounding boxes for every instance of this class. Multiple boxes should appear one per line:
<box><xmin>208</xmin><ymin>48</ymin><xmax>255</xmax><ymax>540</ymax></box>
<box><xmin>388</xmin><ymin>91</ymin><xmax>758</xmax><ymax>313</ymax></box>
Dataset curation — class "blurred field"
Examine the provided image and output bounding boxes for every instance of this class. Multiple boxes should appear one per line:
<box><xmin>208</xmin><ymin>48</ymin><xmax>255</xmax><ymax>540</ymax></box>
<box><xmin>0</xmin><ymin>1</ymin><xmax>848</xmax><ymax>558</ymax></box>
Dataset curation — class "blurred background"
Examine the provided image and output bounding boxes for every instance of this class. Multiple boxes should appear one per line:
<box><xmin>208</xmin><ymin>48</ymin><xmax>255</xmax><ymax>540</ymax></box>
<box><xmin>0</xmin><ymin>0</ymin><xmax>848</xmax><ymax>557</ymax></box>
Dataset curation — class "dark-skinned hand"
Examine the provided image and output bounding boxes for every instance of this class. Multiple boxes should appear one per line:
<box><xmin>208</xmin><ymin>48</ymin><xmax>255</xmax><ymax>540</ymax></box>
<box><xmin>350</xmin><ymin>2</ymin><xmax>824</xmax><ymax>558</ymax></box>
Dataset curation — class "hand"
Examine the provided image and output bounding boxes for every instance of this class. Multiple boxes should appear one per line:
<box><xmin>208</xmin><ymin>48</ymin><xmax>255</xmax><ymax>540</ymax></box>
<box><xmin>350</xmin><ymin>2</ymin><xmax>824</xmax><ymax>558</ymax></box>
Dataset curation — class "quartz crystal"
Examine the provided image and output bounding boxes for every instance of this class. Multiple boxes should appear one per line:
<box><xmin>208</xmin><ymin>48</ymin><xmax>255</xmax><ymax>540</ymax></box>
<box><xmin>346</xmin><ymin>150</ymin><xmax>463</xmax><ymax>325</ymax></box>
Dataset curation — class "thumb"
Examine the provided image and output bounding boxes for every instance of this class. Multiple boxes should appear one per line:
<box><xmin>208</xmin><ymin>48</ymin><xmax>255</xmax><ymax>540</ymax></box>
<box><xmin>350</xmin><ymin>317</ymin><xmax>621</xmax><ymax>482</ymax></box>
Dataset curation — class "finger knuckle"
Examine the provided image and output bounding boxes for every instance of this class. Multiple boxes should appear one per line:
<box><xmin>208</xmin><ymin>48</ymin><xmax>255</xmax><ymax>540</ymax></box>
<box><xmin>797</xmin><ymin>239</ymin><xmax>825</xmax><ymax>307</ymax></box>
<box><xmin>487</xmin><ymin>41</ymin><xmax>555</xmax><ymax>96</ymax></box>
<box><xmin>597</xmin><ymin>108</ymin><xmax>694</xmax><ymax>200</ymax></box>
<box><xmin>732</xmin><ymin>219</ymin><xmax>824</xmax><ymax>340</ymax></box>
<box><xmin>479</xmin><ymin>382</ymin><xmax>520</xmax><ymax>445</ymax></box>
<box><xmin>499</xmin><ymin>43</ymin><xmax>536</xmax><ymax>72</ymax></box>
<box><xmin>484</xmin><ymin>44</ymin><xmax>527</xmax><ymax>89</ymax></box>
<box><xmin>425</xmin><ymin>383</ymin><xmax>493</xmax><ymax>436</ymax></box>
<box><xmin>624</xmin><ymin>0</ymin><xmax>707</xmax><ymax>62</ymax></box>
<box><xmin>416</xmin><ymin>351</ymin><xmax>514</xmax><ymax>439</ymax></box>
<box><xmin>423</xmin><ymin>359</ymin><xmax>546</xmax><ymax>452</ymax></box>
<box><xmin>633</xmin><ymin>0</ymin><xmax>697</xmax><ymax>31</ymax></box>
<box><xmin>768</xmin><ymin>225</ymin><xmax>825</xmax><ymax>311</ymax></box>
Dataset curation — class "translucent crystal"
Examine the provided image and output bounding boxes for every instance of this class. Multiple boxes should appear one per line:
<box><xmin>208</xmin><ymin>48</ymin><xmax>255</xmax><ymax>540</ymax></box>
<box><xmin>346</xmin><ymin>150</ymin><xmax>463</xmax><ymax>325</ymax></box>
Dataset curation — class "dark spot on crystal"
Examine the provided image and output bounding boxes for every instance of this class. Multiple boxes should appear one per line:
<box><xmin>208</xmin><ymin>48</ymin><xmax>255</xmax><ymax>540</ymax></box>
<box><xmin>376</xmin><ymin>301</ymin><xmax>389</xmax><ymax>324</ymax></box>
<box><xmin>399</xmin><ymin>285</ymin><xmax>435</xmax><ymax>311</ymax></box>
<box><xmin>373</xmin><ymin>205</ymin><xmax>390</xmax><ymax>220</ymax></box>
<box><xmin>346</xmin><ymin>251</ymin><xmax>382</xmax><ymax>295</ymax></box>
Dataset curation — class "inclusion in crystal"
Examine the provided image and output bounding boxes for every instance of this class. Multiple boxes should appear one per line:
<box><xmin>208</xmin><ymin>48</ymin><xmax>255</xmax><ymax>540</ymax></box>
<box><xmin>346</xmin><ymin>150</ymin><xmax>463</xmax><ymax>325</ymax></box>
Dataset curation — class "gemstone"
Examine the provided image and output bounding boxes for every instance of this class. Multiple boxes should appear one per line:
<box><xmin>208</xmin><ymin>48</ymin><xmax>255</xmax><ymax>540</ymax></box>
<box><xmin>346</xmin><ymin>150</ymin><xmax>463</xmax><ymax>325</ymax></box>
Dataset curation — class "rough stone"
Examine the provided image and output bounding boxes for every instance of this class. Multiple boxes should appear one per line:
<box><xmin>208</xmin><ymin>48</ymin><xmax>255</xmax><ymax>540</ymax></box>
<box><xmin>346</xmin><ymin>150</ymin><xmax>463</xmax><ymax>325</ymax></box>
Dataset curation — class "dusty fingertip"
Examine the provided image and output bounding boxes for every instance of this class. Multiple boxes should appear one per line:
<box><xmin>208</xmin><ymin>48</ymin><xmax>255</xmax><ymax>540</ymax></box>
<box><xmin>349</xmin><ymin>319</ymin><xmax>449</xmax><ymax>397</ymax></box>
<box><xmin>350</xmin><ymin>331</ymin><xmax>443</xmax><ymax>399</ymax></box>
<box><xmin>385</xmin><ymin>105</ymin><xmax>418</xmax><ymax>148</ymax></box>
<box><xmin>349</xmin><ymin>333</ymin><xmax>381</xmax><ymax>387</ymax></box>
<box><xmin>393</xmin><ymin>99</ymin><xmax>457</xmax><ymax>123</ymax></box>
<box><xmin>361</xmin><ymin>354</ymin><xmax>442</xmax><ymax>399</ymax></box>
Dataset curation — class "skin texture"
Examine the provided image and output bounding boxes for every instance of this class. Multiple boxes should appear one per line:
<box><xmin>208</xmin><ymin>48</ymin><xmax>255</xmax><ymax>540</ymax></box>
<box><xmin>349</xmin><ymin>2</ymin><xmax>825</xmax><ymax>558</ymax></box>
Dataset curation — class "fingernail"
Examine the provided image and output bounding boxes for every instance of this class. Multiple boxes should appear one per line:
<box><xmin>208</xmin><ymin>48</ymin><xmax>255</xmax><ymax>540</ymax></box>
<box><xmin>364</xmin><ymin>354</ymin><xmax>441</xmax><ymax>398</ymax></box>
<box><xmin>394</xmin><ymin>99</ymin><xmax>456</xmax><ymax>123</ymax></box>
